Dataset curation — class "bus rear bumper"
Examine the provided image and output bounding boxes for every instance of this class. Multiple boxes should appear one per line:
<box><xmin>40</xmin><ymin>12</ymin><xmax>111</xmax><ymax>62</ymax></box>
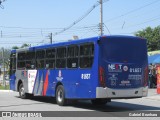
<box><xmin>96</xmin><ymin>86</ymin><xmax>148</xmax><ymax>98</ymax></box>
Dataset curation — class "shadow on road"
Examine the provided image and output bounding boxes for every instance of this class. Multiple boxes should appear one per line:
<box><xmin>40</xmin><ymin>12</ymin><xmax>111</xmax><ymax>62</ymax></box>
<box><xmin>69</xmin><ymin>101</ymin><xmax>160</xmax><ymax>112</ymax></box>
<box><xmin>19</xmin><ymin>96</ymin><xmax>160</xmax><ymax>112</ymax></box>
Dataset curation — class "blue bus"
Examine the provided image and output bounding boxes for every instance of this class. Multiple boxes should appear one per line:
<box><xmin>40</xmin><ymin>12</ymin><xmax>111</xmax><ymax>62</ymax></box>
<box><xmin>10</xmin><ymin>35</ymin><xmax>148</xmax><ymax>106</ymax></box>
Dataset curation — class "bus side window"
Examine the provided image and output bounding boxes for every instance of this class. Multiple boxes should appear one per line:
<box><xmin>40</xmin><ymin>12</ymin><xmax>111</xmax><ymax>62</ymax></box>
<box><xmin>10</xmin><ymin>53</ymin><xmax>16</xmax><ymax>75</ymax></box>
<box><xmin>67</xmin><ymin>45</ymin><xmax>79</xmax><ymax>68</ymax></box>
<box><xmin>36</xmin><ymin>50</ymin><xmax>45</xmax><ymax>69</ymax></box>
<box><xmin>80</xmin><ymin>43</ymin><xmax>94</xmax><ymax>68</ymax></box>
<box><xmin>26</xmin><ymin>51</ymin><xmax>35</xmax><ymax>69</ymax></box>
<box><xmin>17</xmin><ymin>52</ymin><xmax>26</xmax><ymax>70</ymax></box>
<box><xmin>46</xmin><ymin>48</ymin><xmax>55</xmax><ymax>69</ymax></box>
<box><xmin>56</xmin><ymin>47</ymin><xmax>66</xmax><ymax>68</ymax></box>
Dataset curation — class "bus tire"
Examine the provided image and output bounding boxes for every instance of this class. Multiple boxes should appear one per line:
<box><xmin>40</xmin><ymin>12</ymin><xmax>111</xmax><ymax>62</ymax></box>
<box><xmin>19</xmin><ymin>83</ymin><xmax>27</xmax><ymax>99</ymax></box>
<box><xmin>56</xmin><ymin>85</ymin><xmax>67</xmax><ymax>106</ymax></box>
<box><xmin>91</xmin><ymin>99</ymin><xmax>108</xmax><ymax>105</ymax></box>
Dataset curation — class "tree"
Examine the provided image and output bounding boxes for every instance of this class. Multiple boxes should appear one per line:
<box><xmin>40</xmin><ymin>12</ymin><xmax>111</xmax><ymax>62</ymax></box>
<box><xmin>135</xmin><ymin>26</ymin><xmax>160</xmax><ymax>51</ymax></box>
<box><xmin>21</xmin><ymin>43</ymin><xmax>30</xmax><ymax>48</ymax></box>
<box><xmin>0</xmin><ymin>48</ymin><xmax>10</xmax><ymax>73</ymax></box>
<box><xmin>12</xmin><ymin>43</ymin><xmax>30</xmax><ymax>50</ymax></box>
<box><xmin>12</xmin><ymin>46</ymin><xmax>19</xmax><ymax>50</ymax></box>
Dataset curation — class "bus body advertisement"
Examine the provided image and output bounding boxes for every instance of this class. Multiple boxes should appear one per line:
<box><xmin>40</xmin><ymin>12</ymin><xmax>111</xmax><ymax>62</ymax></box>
<box><xmin>9</xmin><ymin>35</ymin><xmax>148</xmax><ymax>106</ymax></box>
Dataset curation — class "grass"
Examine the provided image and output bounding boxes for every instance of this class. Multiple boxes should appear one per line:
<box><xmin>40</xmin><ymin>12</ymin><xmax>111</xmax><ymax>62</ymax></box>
<box><xmin>0</xmin><ymin>85</ymin><xmax>10</xmax><ymax>90</ymax></box>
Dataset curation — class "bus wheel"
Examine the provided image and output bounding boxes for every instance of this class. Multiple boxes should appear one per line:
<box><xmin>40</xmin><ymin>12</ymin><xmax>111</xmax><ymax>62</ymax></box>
<box><xmin>19</xmin><ymin>83</ymin><xmax>27</xmax><ymax>99</ymax></box>
<box><xmin>91</xmin><ymin>99</ymin><xmax>108</xmax><ymax>105</ymax></box>
<box><xmin>56</xmin><ymin>85</ymin><xmax>66</xmax><ymax>106</ymax></box>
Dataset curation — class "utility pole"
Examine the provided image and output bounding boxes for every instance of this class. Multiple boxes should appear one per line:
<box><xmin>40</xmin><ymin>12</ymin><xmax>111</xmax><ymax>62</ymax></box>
<box><xmin>100</xmin><ymin>0</ymin><xmax>103</xmax><ymax>36</ymax></box>
<box><xmin>50</xmin><ymin>33</ymin><xmax>52</xmax><ymax>44</ymax></box>
<box><xmin>46</xmin><ymin>33</ymin><xmax>53</xmax><ymax>44</ymax></box>
<box><xmin>2</xmin><ymin>47</ymin><xmax>6</xmax><ymax>88</ymax></box>
<box><xmin>1</xmin><ymin>31</ymin><xmax>2</xmax><ymax>38</ymax></box>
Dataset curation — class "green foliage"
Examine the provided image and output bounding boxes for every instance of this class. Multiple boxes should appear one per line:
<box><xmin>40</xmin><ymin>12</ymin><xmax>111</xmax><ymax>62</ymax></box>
<box><xmin>0</xmin><ymin>48</ymin><xmax>10</xmax><ymax>65</ymax></box>
<box><xmin>12</xmin><ymin>44</ymin><xmax>30</xmax><ymax>50</ymax></box>
<box><xmin>12</xmin><ymin>46</ymin><xmax>19</xmax><ymax>49</ymax></box>
<box><xmin>0</xmin><ymin>43</ymin><xmax>30</xmax><ymax>65</ymax></box>
<box><xmin>21</xmin><ymin>43</ymin><xmax>30</xmax><ymax>48</ymax></box>
<box><xmin>0</xmin><ymin>85</ymin><xmax>10</xmax><ymax>90</ymax></box>
<box><xmin>135</xmin><ymin>26</ymin><xmax>160</xmax><ymax>52</ymax></box>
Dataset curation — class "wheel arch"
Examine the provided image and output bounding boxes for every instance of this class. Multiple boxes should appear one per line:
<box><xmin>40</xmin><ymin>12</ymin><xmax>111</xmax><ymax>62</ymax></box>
<box><xmin>17</xmin><ymin>79</ymin><xmax>23</xmax><ymax>92</ymax></box>
<box><xmin>55</xmin><ymin>82</ymin><xmax>63</xmax><ymax>93</ymax></box>
<box><xmin>55</xmin><ymin>82</ymin><xmax>67</xmax><ymax>106</ymax></box>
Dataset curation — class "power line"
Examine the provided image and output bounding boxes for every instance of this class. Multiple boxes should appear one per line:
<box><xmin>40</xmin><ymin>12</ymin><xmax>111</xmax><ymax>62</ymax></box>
<box><xmin>104</xmin><ymin>0</ymin><xmax>160</xmax><ymax>23</ymax></box>
<box><xmin>0</xmin><ymin>25</ymin><xmax>99</xmax><ymax>39</ymax></box>
<box><xmin>0</xmin><ymin>25</ymin><xmax>98</xmax><ymax>33</ymax></box>
<box><xmin>0</xmin><ymin>25</ymin><xmax>98</xmax><ymax>30</ymax></box>
<box><xmin>53</xmin><ymin>0</ymin><xmax>109</xmax><ymax>37</ymax></box>
<box><xmin>104</xmin><ymin>23</ymin><xmax>111</xmax><ymax>35</ymax></box>
<box><xmin>0</xmin><ymin>26</ymin><xmax>63</xmax><ymax>30</ymax></box>
<box><xmin>110</xmin><ymin>14</ymin><xmax>160</xmax><ymax>30</ymax></box>
<box><xmin>126</xmin><ymin>15</ymin><xmax>160</xmax><ymax>28</ymax></box>
<box><xmin>0</xmin><ymin>0</ymin><xmax>108</xmax><ymax>40</ymax></box>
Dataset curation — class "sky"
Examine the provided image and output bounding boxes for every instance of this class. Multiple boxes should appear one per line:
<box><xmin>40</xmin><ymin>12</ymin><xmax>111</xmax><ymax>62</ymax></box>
<box><xmin>0</xmin><ymin>0</ymin><xmax>160</xmax><ymax>48</ymax></box>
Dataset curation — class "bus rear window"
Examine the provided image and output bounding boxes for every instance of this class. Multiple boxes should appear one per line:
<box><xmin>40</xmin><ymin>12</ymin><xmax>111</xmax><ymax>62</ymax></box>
<box><xmin>102</xmin><ymin>38</ymin><xmax>147</xmax><ymax>63</ymax></box>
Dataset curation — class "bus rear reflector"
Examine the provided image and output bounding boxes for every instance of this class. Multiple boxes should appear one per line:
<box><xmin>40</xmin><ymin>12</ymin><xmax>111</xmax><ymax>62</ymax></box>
<box><xmin>99</xmin><ymin>66</ymin><xmax>106</xmax><ymax>87</ymax></box>
<box><xmin>144</xmin><ymin>66</ymin><xmax>148</xmax><ymax>87</ymax></box>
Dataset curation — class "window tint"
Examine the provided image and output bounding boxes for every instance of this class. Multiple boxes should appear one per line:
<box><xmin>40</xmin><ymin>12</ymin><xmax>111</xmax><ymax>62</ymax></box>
<box><xmin>26</xmin><ymin>51</ymin><xmax>35</xmax><ymax>60</ymax></box>
<box><xmin>80</xmin><ymin>43</ymin><xmax>94</xmax><ymax>68</ymax></box>
<box><xmin>46</xmin><ymin>49</ymin><xmax>56</xmax><ymax>58</ymax></box>
<box><xmin>17</xmin><ymin>61</ymin><xmax>25</xmax><ymax>69</ymax></box>
<box><xmin>36</xmin><ymin>50</ymin><xmax>45</xmax><ymax>59</ymax></box>
<box><xmin>80</xmin><ymin>57</ymin><xmax>93</xmax><ymax>68</ymax></box>
<box><xmin>57</xmin><ymin>47</ymin><xmax>66</xmax><ymax>58</ymax></box>
<box><xmin>26</xmin><ymin>61</ymin><xmax>35</xmax><ymax>69</ymax></box>
<box><xmin>36</xmin><ymin>50</ymin><xmax>45</xmax><ymax>69</ymax></box>
<box><xmin>17</xmin><ymin>52</ymin><xmax>26</xmax><ymax>69</ymax></box>
<box><xmin>80</xmin><ymin>44</ymin><xmax>94</xmax><ymax>56</ymax></box>
<box><xmin>67</xmin><ymin>46</ymin><xmax>79</xmax><ymax>68</ymax></box>
<box><xmin>10</xmin><ymin>53</ymin><xmax>16</xmax><ymax>70</ymax></box>
<box><xmin>36</xmin><ymin>59</ymin><xmax>45</xmax><ymax>68</ymax></box>
<box><xmin>56</xmin><ymin>47</ymin><xmax>66</xmax><ymax>68</ymax></box>
<box><xmin>46</xmin><ymin>48</ymin><xmax>55</xmax><ymax>69</ymax></box>
<box><xmin>10</xmin><ymin>53</ymin><xmax>16</xmax><ymax>75</ymax></box>
<box><xmin>18</xmin><ymin>52</ymin><xmax>25</xmax><ymax>60</ymax></box>
<box><xmin>46</xmin><ymin>59</ymin><xmax>55</xmax><ymax>69</ymax></box>
<box><xmin>67</xmin><ymin>46</ymin><xmax>78</xmax><ymax>58</ymax></box>
<box><xmin>26</xmin><ymin>51</ymin><xmax>35</xmax><ymax>69</ymax></box>
<box><xmin>15</xmin><ymin>42</ymin><xmax>94</xmax><ymax>70</ymax></box>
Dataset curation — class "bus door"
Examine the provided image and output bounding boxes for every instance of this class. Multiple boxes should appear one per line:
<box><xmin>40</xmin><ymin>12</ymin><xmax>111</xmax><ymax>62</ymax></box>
<box><xmin>33</xmin><ymin>50</ymin><xmax>46</xmax><ymax>96</ymax></box>
<box><xmin>43</xmin><ymin>68</ymin><xmax>49</xmax><ymax>96</ymax></box>
<box><xmin>10</xmin><ymin>53</ymin><xmax>16</xmax><ymax>91</ymax></box>
<box><xmin>44</xmin><ymin>48</ymin><xmax>56</xmax><ymax>96</ymax></box>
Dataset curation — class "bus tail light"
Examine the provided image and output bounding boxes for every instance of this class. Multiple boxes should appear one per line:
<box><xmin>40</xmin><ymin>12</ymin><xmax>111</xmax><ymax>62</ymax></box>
<box><xmin>144</xmin><ymin>66</ymin><xmax>148</xmax><ymax>87</ymax></box>
<box><xmin>99</xmin><ymin>66</ymin><xmax>106</xmax><ymax>87</ymax></box>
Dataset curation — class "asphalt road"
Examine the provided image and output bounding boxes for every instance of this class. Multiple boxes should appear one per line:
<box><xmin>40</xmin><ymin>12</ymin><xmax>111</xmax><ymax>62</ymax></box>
<box><xmin>0</xmin><ymin>89</ymin><xmax>160</xmax><ymax>119</ymax></box>
<box><xmin>0</xmin><ymin>89</ymin><xmax>159</xmax><ymax>111</ymax></box>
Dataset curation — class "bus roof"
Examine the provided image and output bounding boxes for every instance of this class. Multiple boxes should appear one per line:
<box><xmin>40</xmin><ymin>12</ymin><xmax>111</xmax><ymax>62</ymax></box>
<box><xmin>11</xmin><ymin>35</ymin><xmax>145</xmax><ymax>53</ymax></box>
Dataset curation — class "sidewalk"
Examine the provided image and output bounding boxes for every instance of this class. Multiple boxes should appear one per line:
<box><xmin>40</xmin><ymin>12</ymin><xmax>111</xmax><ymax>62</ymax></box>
<box><xmin>0</xmin><ymin>90</ymin><xmax>13</xmax><ymax>92</ymax></box>
<box><xmin>145</xmin><ymin>88</ymin><xmax>160</xmax><ymax>101</ymax></box>
<box><xmin>146</xmin><ymin>95</ymin><xmax>160</xmax><ymax>101</ymax></box>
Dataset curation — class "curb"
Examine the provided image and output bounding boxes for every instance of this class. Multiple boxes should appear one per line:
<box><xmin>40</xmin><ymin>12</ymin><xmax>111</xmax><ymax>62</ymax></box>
<box><xmin>0</xmin><ymin>90</ymin><xmax>13</xmax><ymax>92</ymax></box>
<box><xmin>146</xmin><ymin>95</ymin><xmax>160</xmax><ymax>101</ymax></box>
